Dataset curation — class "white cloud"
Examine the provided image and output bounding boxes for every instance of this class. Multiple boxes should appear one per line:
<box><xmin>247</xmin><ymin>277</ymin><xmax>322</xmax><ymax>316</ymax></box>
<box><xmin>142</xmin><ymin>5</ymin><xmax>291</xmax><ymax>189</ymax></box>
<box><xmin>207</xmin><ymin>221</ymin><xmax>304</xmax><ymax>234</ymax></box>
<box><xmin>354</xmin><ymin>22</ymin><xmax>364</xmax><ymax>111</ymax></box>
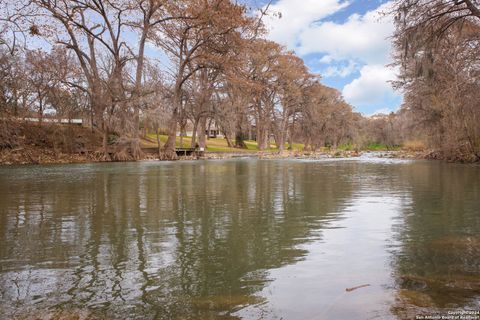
<box><xmin>319</xmin><ymin>55</ymin><xmax>334</xmax><ymax>64</ymax></box>
<box><xmin>297</xmin><ymin>2</ymin><xmax>394</xmax><ymax>65</ymax></box>
<box><xmin>264</xmin><ymin>0</ymin><xmax>349</xmax><ymax>48</ymax></box>
<box><xmin>342</xmin><ymin>64</ymin><xmax>400</xmax><ymax>109</ymax></box>
<box><xmin>263</xmin><ymin>0</ymin><xmax>401</xmax><ymax>111</ymax></box>
<box><xmin>322</xmin><ymin>59</ymin><xmax>358</xmax><ymax>78</ymax></box>
<box><xmin>264</xmin><ymin>1</ymin><xmax>393</xmax><ymax>65</ymax></box>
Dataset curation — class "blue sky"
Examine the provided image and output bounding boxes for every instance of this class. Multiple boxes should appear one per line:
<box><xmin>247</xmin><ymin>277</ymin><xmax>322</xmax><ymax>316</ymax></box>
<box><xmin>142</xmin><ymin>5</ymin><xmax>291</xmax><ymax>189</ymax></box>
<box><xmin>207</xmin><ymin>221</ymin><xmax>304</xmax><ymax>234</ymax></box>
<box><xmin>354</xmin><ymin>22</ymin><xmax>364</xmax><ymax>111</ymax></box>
<box><xmin>244</xmin><ymin>0</ymin><xmax>402</xmax><ymax>115</ymax></box>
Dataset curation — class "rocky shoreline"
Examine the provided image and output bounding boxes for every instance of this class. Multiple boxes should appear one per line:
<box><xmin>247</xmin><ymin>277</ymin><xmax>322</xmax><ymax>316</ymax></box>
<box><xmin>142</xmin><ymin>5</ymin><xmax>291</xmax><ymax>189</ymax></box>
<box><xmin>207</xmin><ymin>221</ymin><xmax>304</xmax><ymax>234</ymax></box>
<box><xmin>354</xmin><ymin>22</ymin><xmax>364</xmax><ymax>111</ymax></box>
<box><xmin>0</xmin><ymin>148</ymin><xmax>427</xmax><ymax>166</ymax></box>
<box><xmin>203</xmin><ymin>150</ymin><xmax>425</xmax><ymax>161</ymax></box>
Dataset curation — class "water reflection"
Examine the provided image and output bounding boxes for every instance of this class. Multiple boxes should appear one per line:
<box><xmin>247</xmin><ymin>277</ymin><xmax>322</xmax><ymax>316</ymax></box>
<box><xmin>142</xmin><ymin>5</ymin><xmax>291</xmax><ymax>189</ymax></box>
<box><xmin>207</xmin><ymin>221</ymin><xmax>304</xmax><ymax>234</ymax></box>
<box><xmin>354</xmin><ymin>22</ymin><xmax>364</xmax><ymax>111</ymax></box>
<box><xmin>0</xmin><ymin>159</ymin><xmax>479</xmax><ymax>319</ymax></box>
<box><xmin>391</xmin><ymin>162</ymin><xmax>480</xmax><ymax>318</ymax></box>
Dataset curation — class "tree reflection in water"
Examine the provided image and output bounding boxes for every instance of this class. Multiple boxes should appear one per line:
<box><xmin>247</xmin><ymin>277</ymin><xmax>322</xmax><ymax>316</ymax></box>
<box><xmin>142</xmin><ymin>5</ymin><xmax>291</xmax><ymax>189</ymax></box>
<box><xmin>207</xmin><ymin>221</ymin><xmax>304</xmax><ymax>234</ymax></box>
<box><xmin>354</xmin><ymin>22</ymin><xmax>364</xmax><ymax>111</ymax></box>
<box><xmin>391</xmin><ymin>162</ymin><xmax>480</xmax><ymax>318</ymax></box>
<box><xmin>0</xmin><ymin>159</ymin><xmax>479</xmax><ymax>319</ymax></box>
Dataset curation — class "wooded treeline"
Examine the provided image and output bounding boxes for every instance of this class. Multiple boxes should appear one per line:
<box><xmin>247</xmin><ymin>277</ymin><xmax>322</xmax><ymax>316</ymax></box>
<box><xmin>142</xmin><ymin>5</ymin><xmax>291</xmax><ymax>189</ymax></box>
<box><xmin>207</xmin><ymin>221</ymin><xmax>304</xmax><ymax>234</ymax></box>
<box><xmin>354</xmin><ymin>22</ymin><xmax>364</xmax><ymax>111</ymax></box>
<box><xmin>1</xmin><ymin>0</ymin><xmax>479</xmax><ymax>162</ymax></box>
<box><xmin>0</xmin><ymin>0</ymin><xmax>370</xmax><ymax>160</ymax></box>
<box><xmin>390</xmin><ymin>0</ymin><xmax>480</xmax><ymax>162</ymax></box>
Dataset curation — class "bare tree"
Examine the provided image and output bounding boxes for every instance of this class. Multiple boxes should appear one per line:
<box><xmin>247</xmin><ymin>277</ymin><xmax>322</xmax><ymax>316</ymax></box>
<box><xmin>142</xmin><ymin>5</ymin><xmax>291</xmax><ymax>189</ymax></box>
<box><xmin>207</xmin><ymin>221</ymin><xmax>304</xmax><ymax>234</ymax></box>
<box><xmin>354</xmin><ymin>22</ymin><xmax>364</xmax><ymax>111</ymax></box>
<box><xmin>392</xmin><ymin>0</ymin><xmax>480</xmax><ymax>161</ymax></box>
<box><xmin>153</xmin><ymin>0</ymin><xmax>251</xmax><ymax>157</ymax></box>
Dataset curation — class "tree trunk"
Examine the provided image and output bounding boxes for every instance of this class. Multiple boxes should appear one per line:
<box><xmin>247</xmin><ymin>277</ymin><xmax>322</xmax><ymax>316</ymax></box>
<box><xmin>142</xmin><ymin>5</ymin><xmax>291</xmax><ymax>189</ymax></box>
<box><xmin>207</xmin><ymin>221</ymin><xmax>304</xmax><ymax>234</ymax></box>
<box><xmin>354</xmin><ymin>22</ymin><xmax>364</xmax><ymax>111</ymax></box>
<box><xmin>191</xmin><ymin>117</ymin><xmax>200</xmax><ymax>148</ymax></box>
<box><xmin>102</xmin><ymin>127</ymin><xmax>110</xmax><ymax>161</ymax></box>
<box><xmin>256</xmin><ymin>123</ymin><xmax>261</xmax><ymax>150</ymax></box>
<box><xmin>257</xmin><ymin>124</ymin><xmax>269</xmax><ymax>150</ymax></box>
<box><xmin>155</xmin><ymin>124</ymin><xmax>161</xmax><ymax>159</ymax></box>
<box><xmin>38</xmin><ymin>98</ymin><xmax>43</xmax><ymax>125</ymax></box>
<box><xmin>235</xmin><ymin>132</ymin><xmax>247</xmax><ymax>149</ymax></box>
<box><xmin>288</xmin><ymin>120</ymin><xmax>295</xmax><ymax>150</ymax></box>
<box><xmin>90</xmin><ymin>104</ymin><xmax>95</xmax><ymax>132</ymax></box>
<box><xmin>198</xmin><ymin>116</ymin><xmax>207</xmax><ymax>150</ymax></box>
<box><xmin>163</xmin><ymin>109</ymin><xmax>178</xmax><ymax>158</ymax></box>
<box><xmin>234</xmin><ymin>115</ymin><xmax>247</xmax><ymax>149</ymax></box>
<box><xmin>305</xmin><ymin>137</ymin><xmax>311</xmax><ymax>152</ymax></box>
<box><xmin>133</xmin><ymin>108</ymin><xmax>140</xmax><ymax>138</ymax></box>
<box><xmin>278</xmin><ymin>119</ymin><xmax>290</xmax><ymax>153</ymax></box>
<box><xmin>225</xmin><ymin>135</ymin><xmax>233</xmax><ymax>148</ymax></box>
<box><xmin>206</xmin><ymin>118</ymin><xmax>213</xmax><ymax>140</ymax></box>
<box><xmin>278</xmin><ymin>133</ymin><xmax>285</xmax><ymax>153</ymax></box>
<box><xmin>13</xmin><ymin>87</ymin><xmax>18</xmax><ymax>116</ymax></box>
<box><xmin>332</xmin><ymin>140</ymin><xmax>338</xmax><ymax>150</ymax></box>
<box><xmin>179</xmin><ymin>120</ymin><xmax>187</xmax><ymax>147</ymax></box>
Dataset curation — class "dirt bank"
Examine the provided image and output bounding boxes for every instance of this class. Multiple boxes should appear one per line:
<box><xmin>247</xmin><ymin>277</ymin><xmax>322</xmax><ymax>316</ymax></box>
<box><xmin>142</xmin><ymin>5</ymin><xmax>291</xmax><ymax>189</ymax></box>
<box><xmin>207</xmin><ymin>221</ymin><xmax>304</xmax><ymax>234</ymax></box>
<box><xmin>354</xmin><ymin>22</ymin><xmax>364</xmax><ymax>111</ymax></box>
<box><xmin>0</xmin><ymin>120</ymin><xmax>102</xmax><ymax>165</ymax></box>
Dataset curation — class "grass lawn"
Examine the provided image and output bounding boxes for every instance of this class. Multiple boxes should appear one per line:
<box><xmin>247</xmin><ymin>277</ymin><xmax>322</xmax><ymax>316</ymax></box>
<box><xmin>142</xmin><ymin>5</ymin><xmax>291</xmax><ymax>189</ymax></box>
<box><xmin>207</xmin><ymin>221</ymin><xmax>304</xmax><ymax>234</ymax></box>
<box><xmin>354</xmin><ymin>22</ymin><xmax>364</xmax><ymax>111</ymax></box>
<box><xmin>362</xmin><ymin>143</ymin><xmax>401</xmax><ymax>151</ymax></box>
<box><xmin>142</xmin><ymin>134</ymin><xmax>304</xmax><ymax>153</ymax></box>
<box><xmin>337</xmin><ymin>143</ymin><xmax>401</xmax><ymax>151</ymax></box>
<box><xmin>142</xmin><ymin>135</ymin><xmax>401</xmax><ymax>153</ymax></box>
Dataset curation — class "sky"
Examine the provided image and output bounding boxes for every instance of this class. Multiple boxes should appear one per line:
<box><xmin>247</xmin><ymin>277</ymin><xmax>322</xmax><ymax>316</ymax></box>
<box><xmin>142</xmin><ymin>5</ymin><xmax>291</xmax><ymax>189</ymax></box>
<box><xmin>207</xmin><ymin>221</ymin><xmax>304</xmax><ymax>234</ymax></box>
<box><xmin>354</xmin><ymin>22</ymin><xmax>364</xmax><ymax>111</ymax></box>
<box><xmin>244</xmin><ymin>0</ymin><xmax>402</xmax><ymax>116</ymax></box>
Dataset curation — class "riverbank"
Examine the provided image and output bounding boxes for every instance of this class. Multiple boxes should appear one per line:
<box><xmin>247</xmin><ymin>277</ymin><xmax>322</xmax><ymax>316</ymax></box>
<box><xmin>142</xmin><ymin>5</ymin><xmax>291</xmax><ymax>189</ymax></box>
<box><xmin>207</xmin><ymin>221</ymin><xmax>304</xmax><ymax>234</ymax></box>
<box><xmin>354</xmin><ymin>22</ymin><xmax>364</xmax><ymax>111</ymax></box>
<box><xmin>202</xmin><ymin>150</ymin><xmax>425</xmax><ymax>160</ymax></box>
<box><xmin>0</xmin><ymin>120</ymin><xmax>102</xmax><ymax>165</ymax></box>
<box><xmin>0</xmin><ymin>147</ymin><xmax>428</xmax><ymax>166</ymax></box>
<box><xmin>0</xmin><ymin>120</ymin><xmax>439</xmax><ymax>166</ymax></box>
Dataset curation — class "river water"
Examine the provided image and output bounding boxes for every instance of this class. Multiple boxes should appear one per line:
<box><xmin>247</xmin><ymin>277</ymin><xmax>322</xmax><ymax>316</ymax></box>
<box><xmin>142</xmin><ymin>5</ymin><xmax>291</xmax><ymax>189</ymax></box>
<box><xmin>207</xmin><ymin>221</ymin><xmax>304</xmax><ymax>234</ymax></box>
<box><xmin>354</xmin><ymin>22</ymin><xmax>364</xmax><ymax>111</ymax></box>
<box><xmin>0</xmin><ymin>157</ymin><xmax>479</xmax><ymax>319</ymax></box>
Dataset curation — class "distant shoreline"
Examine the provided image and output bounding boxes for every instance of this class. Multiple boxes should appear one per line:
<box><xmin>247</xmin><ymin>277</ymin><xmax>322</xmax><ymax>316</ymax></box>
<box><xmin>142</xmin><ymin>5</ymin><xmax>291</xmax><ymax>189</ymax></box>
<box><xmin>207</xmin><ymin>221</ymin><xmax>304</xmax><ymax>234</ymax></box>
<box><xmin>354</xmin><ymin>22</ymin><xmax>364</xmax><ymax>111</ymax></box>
<box><xmin>0</xmin><ymin>150</ymin><xmax>429</xmax><ymax>166</ymax></box>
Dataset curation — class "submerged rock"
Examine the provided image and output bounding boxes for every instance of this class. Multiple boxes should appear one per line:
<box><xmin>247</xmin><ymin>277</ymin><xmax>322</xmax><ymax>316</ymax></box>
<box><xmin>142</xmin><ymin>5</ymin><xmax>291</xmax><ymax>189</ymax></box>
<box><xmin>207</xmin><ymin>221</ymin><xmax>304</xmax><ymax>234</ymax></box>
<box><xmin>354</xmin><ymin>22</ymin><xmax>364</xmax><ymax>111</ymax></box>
<box><xmin>13</xmin><ymin>308</ymin><xmax>98</xmax><ymax>320</ymax></box>
<box><xmin>397</xmin><ymin>289</ymin><xmax>436</xmax><ymax>308</ymax></box>
<box><xmin>428</xmin><ymin>235</ymin><xmax>480</xmax><ymax>250</ymax></box>
<box><xmin>190</xmin><ymin>294</ymin><xmax>264</xmax><ymax>312</ymax></box>
<box><xmin>391</xmin><ymin>289</ymin><xmax>437</xmax><ymax>320</ymax></box>
<box><xmin>400</xmin><ymin>273</ymin><xmax>480</xmax><ymax>292</ymax></box>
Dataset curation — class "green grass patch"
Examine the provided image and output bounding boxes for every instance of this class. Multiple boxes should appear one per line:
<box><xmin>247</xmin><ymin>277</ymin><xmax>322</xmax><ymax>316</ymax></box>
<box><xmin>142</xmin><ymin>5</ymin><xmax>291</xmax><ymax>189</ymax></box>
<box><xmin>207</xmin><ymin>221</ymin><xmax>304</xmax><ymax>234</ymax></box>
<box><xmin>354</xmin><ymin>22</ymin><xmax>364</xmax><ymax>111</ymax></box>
<box><xmin>338</xmin><ymin>143</ymin><xmax>356</xmax><ymax>151</ymax></box>
<box><xmin>363</xmin><ymin>143</ymin><xmax>401</xmax><ymax>151</ymax></box>
<box><xmin>144</xmin><ymin>134</ymin><xmax>305</xmax><ymax>153</ymax></box>
<box><xmin>329</xmin><ymin>143</ymin><xmax>401</xmax><ymax>151</ymax></box>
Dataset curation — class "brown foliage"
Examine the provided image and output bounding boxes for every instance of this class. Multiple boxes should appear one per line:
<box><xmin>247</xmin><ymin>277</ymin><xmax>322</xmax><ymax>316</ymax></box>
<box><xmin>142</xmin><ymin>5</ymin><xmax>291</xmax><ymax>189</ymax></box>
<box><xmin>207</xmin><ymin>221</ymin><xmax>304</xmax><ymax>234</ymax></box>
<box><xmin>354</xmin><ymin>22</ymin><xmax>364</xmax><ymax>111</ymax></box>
<box><xmin>391</xmin><ymin>0</ymin><xmax>480</xmax><ymax>161</ymax></box>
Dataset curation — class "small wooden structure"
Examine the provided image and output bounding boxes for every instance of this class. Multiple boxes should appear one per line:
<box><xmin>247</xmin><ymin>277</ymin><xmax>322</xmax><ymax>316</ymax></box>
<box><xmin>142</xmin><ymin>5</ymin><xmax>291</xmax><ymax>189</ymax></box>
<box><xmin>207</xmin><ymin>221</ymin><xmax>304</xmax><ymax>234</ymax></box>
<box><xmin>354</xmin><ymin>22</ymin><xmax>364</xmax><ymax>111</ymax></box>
<box><xmin>141</xmin><ymin>146</ymin><xmax>204</xmax><ymax>158</ymax></box>
<box><xmin>175</xmin><ymin>147</ymin><xmax>200</xmax><ymax>157</ymax></box>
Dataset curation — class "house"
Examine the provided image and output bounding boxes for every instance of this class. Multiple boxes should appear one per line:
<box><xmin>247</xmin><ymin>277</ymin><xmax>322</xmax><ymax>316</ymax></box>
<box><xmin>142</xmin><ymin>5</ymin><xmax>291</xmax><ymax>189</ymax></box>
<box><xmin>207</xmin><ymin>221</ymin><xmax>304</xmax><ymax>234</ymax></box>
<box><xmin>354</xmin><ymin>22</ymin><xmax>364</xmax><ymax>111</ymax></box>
<box><xmin>23</xmin><ymin>118</ymin><xmax>84</xmax><ymax>126</ymax></box>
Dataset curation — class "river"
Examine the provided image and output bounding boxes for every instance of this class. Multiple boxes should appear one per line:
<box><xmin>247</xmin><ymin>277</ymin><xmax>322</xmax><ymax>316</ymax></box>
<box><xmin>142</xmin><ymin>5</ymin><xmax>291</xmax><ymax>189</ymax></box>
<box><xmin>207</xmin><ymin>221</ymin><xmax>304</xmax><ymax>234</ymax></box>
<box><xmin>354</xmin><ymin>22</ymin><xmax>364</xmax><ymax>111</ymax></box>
<box><xmin>0</xmin><ymin>157</ymin><xmax>479</xmax><ymax>319</ymax></box>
